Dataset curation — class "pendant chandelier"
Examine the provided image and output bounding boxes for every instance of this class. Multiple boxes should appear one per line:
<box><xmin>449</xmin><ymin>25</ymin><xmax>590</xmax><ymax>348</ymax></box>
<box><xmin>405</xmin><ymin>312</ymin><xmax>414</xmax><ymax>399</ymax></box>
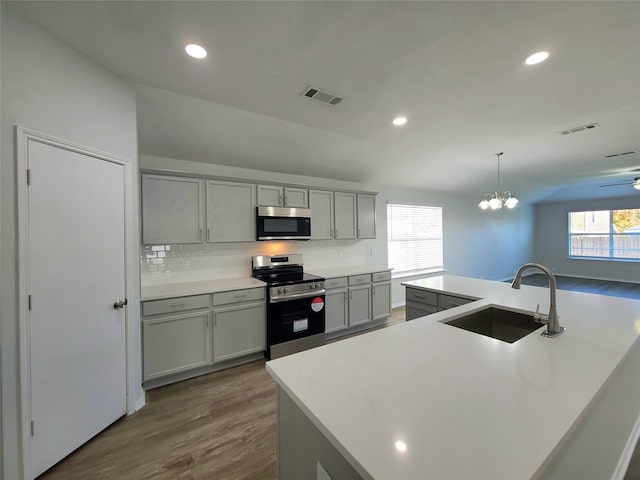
<box><xmin>478</xmin><ymin>152</ymin><xmax>518</xmax><ymax>210</ymax></box>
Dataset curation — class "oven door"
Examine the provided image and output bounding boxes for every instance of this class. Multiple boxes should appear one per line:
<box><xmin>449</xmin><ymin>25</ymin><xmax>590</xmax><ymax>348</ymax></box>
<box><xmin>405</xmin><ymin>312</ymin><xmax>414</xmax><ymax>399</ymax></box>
<box><xmin>267</xmin><ymin>293</ymin><xmax>325</xmax><ymax>348</ymax></box>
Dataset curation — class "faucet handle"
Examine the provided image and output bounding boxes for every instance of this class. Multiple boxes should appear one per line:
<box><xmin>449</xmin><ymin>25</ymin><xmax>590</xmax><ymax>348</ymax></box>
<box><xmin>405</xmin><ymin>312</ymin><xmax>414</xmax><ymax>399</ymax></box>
<box><xmin>533</xmin><ymin>304</ymin><xmax>548</xmax><ymax>324</ymax></box>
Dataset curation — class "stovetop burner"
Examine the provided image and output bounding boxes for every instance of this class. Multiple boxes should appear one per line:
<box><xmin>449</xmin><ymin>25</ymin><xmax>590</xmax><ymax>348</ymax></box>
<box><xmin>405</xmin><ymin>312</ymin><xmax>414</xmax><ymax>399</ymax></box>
<box><xmin>251</xmin><ymin>254</ymin><xmax>324</xmax><ymax>286</ymax></box>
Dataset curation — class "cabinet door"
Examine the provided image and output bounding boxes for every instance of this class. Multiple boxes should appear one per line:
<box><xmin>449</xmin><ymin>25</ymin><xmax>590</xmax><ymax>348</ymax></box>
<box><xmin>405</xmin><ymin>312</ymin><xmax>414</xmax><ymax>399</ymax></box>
<box><xmin>334</xmin><ymin>192</ymin><xmax>357</xmax><ymax>240</ymax></box>
<box><xmin>372</xmin><ymin>282</ymin><xmax>391</xmax><ymax>321</ymax></box>
<box><xmin>141</xmin><ymin>174</ymin><xmax>204</xmax><ymax>244</ymax></box>
<box><xmin>325</xmin><ymin>288</ymin><xmax>348</xmax><ymax>333</ymax></box>
<box><xmin>257</xmin><ymin>185</ymin><xmax>283</xmax><ymax>206</ymax></box>
<box><xmin>143</xmin><ymin>310</ymin><xmax>211</xmax><ymax>380</ymax></box>
<box><xmin>309</xmin><ymin>189</ymin><xmax>334</xmax><ymax>240</ymax></box>
<box><xmin>206</xmin><ymin>180</ymin><xmax>256</xmax><ymax>242</ymax></box>
<box><xmin>213</xmin><ymin>302</ymin><xmax>266</xmax><ymax>363</ymax></box>
<box><xmin>357</xmin><ymin>194</ymin><xmax>376</xmax><ymax>239</ymax></box>
<box><xmin>283</xmin><ymin>187</ymin><xmax>308</xmax><ymax>208</ymax></box>
<box><xmin>406</xmin><ymin>302</ymin><xmax>438</xmax><ymax>321</ymax></box>
<box><xmin>348</xmin><ymin>285</ymin><xmax>371</xmax><ymax>327</ymax></box>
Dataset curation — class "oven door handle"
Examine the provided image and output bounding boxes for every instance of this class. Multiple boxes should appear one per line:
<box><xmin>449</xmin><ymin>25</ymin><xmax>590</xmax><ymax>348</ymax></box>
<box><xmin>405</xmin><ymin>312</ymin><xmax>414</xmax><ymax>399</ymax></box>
<box><xmin>270</xmin><ymin>289</ymin><xmax>326</xmax><ymax>303</ymax></box>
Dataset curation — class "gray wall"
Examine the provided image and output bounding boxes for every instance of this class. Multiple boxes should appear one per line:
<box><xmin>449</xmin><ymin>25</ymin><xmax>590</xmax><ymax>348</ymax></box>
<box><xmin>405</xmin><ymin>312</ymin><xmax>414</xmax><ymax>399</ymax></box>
<box><xmin>534</xmin><ymin>195</ymin><xmax>639</xmax><ymax>283</ymax></box>
<box><xmin>374</xmin><ymin>187</ymin><xmax>535</xmax><ymax>306</ymax></box>
<box><xmin>1</xmin><ymin>7</ymin><xmax>139</xmax><ymax>478</ymax></box>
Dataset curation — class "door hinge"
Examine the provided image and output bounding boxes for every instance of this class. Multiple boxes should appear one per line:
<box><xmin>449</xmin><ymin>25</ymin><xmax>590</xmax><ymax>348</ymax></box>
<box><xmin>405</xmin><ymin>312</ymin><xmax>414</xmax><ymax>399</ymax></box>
<box><xmin>28</xmin><ymin>294</ymin><xmax>32</xmax><ymax>311</ymax></box>
<box><xmin>27</xmin><ymin>169</ymin><xmax>32</xmax><ymax>185</ymax></box>
<box><xmin>30</xmin><ymin>420</ymin><xmax>35</xmax><ymax>436</ymax></box>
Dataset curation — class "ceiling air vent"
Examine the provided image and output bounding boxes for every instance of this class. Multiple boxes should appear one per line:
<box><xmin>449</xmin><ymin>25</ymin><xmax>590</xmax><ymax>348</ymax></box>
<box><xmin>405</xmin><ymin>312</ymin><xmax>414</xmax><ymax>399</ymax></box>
<box><xmin>558</xmin><ymin>123</ymin><xmax>600</xmax><ymax>135</ymax></box>
<box><xmin>300</xmin><ymin>85</ymin><xmax>343</xmax><ymax>106</ymax></box>
<box><xmin>604</xmin><ymin>150</ymin><xmax>639</xmax><ymax>158</ymax></box>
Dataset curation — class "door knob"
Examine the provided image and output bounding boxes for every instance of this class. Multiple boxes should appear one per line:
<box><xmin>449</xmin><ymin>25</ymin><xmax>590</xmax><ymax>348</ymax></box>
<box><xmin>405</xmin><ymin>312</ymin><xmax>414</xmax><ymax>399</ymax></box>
<box><xmin>113</xmin><ymin>299</ymin><xmax>128</xmax><ymax>309</ymax></box>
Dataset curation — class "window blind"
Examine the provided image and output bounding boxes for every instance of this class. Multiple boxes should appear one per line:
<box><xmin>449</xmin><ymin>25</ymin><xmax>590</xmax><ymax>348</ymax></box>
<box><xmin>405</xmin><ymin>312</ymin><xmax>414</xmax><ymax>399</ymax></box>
<box><xmin>387</xmin><ymin>204</ymin><xmax>443</xmax><ymax>275</ymax></box>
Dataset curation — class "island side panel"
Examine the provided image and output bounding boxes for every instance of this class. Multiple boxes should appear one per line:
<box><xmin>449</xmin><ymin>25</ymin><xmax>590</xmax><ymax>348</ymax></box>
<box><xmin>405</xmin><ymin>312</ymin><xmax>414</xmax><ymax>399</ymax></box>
<box><xmin>538</xmin><ymin>339</ymin><xmax>640</xmax><ymax>480</ymax></box>
<box><xmin>277</xmin><ymin>386</ymin><xmax>364</xmax><ymax>480</ymax></box>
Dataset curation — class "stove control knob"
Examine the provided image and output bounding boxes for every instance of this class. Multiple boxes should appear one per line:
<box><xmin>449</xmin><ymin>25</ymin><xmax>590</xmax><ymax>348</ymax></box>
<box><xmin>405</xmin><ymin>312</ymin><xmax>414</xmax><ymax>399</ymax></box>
<box><xmin>283</xmin><ymin>287</ymin><xmax>288</xmax><ymax>294</ymax></box>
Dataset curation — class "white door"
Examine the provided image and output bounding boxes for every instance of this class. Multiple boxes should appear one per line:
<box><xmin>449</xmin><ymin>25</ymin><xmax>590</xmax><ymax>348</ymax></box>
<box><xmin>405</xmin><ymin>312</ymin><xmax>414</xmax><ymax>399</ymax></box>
<box><xmin>27</xmin><ymin>140</ymin><xmax>127</xmax><ymax>477</ymax></box>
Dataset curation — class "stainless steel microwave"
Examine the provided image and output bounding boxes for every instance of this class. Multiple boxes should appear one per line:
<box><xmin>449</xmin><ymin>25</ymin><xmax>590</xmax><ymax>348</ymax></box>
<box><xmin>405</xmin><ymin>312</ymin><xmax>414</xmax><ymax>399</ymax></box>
<box><xmin>256</xmin><ymin>206</ymin><xmax>311</xmax><ymax>240</ymax></box>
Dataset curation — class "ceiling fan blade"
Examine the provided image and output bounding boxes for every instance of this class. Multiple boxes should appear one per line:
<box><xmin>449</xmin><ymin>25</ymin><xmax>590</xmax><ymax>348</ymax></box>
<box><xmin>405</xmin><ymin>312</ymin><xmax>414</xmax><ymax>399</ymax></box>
<box><xmin>599</xmin><ymin>181</ymin><xmax>632</xmax><ymax>187</ymax></box>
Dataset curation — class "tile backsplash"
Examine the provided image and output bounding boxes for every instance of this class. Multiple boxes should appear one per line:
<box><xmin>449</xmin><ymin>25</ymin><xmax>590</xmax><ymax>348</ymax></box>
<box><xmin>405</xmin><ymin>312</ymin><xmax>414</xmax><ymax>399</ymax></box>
<box><xmin>141</xmin><ymin>240</ymin><xmax>371</xmax><ymax>285</ymax></box>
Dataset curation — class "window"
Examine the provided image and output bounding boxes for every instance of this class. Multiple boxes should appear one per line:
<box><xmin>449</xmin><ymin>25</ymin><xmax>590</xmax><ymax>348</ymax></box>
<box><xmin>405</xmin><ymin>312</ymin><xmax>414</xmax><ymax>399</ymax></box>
<box><xmin>568</xmin><ymin>209</ymin><xmax>640</xmax><ymax>260</ymax></box>
<box><xmin>387</xmin><ymin>203</ymin><xmax>443</xmax><ymax>276</ymax></box>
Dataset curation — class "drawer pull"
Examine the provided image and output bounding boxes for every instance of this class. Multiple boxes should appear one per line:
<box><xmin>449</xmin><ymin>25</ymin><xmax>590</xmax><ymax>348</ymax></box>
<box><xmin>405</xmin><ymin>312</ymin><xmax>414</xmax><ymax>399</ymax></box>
<box><xmin>414</xmin><ymin>294</ymin><xmax>426</xmax><ymax>299</ymax></box>
<box><xmin>169</xmin><ymin>302</ymin><xmax>187</xmax><ymax>307</ymax></box>
<box><xmin>234</xmin><ymin>294</ymin><xmax>248</xmax><ymax>299</ymax></box>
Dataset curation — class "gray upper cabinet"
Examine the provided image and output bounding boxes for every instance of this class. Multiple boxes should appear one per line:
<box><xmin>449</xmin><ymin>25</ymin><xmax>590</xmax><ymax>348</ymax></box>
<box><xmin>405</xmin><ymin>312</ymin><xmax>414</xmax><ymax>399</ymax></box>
<box><xmin>309</xmin><ymin>189</ymin><xmax>335</xmax><ymax>240</ymax></box>
<box><xmin>334</xmin><ymin>192</ymin><xmax>357</xmax><ymax>240</ymax></box>
<box><xmin>206</xmin><ymin>180</ymin><xmax>256</xmax><ymax>242</ymax></box>
<box><xmin>257</xmin><ymin>185</ymin><xmax>308</xmax><ymax>208</ymax></box>
<box><xmin>357</xmin><ymin>194</ymin><xmax>376</xmax><ymax>239</ymax></box>
<box><xmin>142</xmin><ymin>174</ymin><xmax>205</xmax><ymax>244</ymax></box>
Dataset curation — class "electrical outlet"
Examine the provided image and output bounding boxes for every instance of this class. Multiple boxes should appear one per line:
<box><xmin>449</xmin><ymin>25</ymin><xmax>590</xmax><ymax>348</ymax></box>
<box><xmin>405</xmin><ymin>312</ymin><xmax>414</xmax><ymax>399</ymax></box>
<box><xmin>370</xmin><ymin>248</ymin><xmax>377</xmax><ymax>256</ymax></box>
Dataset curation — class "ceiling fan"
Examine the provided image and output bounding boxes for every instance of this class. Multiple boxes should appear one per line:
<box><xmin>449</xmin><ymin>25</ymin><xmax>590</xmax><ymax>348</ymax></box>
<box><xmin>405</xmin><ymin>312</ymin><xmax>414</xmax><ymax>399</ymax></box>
<box><xmin>599</xmin><ymin>176</ymin><xmax>640</xmax><ymax>190</ymax></box>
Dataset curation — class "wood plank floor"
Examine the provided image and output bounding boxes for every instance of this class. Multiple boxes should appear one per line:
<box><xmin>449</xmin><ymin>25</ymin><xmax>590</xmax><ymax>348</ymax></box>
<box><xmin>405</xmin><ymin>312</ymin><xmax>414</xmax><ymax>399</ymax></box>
<box><xmin>39</xmin><ymin>291</ymin><xmax>640</xmax><ymax>479</ymax></box>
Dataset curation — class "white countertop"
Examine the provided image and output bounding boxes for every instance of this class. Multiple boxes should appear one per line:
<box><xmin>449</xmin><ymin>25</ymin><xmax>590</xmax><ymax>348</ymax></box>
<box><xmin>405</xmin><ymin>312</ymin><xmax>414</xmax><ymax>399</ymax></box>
<box><xmin>266</xmin><ymin>275</ymin><xmax>640</xmax><ymax>480</ymax></box>
<box><xmin>141</xmin><ymin>277</ymin><xmax>266</xmax><ymax>301</ymax></box>
<box><xmin>308</xmin><ymin>266</ymin><xmax>391</xmax><ymax>279</ymax></box>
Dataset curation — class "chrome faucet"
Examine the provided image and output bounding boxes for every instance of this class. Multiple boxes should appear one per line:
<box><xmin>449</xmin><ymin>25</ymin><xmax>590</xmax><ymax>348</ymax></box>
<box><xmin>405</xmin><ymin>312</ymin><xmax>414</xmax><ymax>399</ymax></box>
<box><xmin>511</xmin><ymin>263</ymin><xmax>565</xmax><ymax>338</ymax></box>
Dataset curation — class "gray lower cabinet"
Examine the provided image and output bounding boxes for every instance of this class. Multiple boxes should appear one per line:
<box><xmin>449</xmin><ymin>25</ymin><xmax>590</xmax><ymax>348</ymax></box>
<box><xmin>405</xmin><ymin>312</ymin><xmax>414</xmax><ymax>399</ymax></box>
<box><xmin>213</xmin><ymin>300</ymin><xmax>266</xmax><ymax>363</ymax></box>
<box><xmin>142</xmin><ymin>294</ymin><xmax>212</xmax><ymax>381</ymax></box>
<box><xmin>325</xmin><ymin>277</ymin><xmax>349</xmax><ymax>334</ymax></box>
<box><xmin>372</xmin><ymin>281</ymin><xmax>391</xmax><ymax>321</ymax></box>
<box><xmin>405</xmin><ymin>286</ymin><xmax>475</xmax><ymax>320</ymax></box>
<box><xmin>143</xmin><ymin>288</ymin><xmax>266</xmax><ymax>387</ymax></box>
<box><xmin>325</xmin><ymin>271</ymin><xmax>391</xmax><ymax>337</ymax></box>
<box><xmin>348</xmin><ymin>284</ymin><xmax>372</xmax><ymax>327</ymax></box>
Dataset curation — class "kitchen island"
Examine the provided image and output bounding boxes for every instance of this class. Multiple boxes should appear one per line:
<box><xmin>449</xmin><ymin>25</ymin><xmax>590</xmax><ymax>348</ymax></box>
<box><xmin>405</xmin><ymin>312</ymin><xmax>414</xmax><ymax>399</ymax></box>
<box><xmin>266</xmin><ymin>275</ymin><xmax>640</xmax><ymax>480</ymax></box>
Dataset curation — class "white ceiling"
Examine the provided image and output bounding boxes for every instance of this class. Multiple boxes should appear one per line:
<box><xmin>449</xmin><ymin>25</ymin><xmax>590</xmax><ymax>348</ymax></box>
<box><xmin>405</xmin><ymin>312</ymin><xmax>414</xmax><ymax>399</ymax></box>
<box><xmin>6</xmin><ymin>1</ymin><xmax>640</xmax><ymax>202</ymax></box>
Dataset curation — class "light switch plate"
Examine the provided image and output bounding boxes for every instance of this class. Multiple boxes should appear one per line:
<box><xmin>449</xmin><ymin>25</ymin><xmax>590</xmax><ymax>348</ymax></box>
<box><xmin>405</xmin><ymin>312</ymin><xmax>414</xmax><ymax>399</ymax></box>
<box><xmin>317</xmin><ymin>461</ymin><xmax>333</xmax><ymax>480</ymax></box>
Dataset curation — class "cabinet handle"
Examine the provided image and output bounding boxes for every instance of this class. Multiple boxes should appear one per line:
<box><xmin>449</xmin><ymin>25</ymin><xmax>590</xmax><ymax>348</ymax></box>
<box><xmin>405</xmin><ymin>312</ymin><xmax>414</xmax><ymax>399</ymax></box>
<box><xmin>207</xmin><ymin>228</ymin><xmax>211</xmax><ymax>241</ymax></box>
<box><xmin>199</xmin><ymin>228</ymin><xmax>203</xmax><ymax>241</ymax></box>
<box><xmin>414</xmin><ymin>294</ymin><xmax>426</xmax><ymax>299</ymax></box>
<box><xmin>169</xmin><ymin>302</ymin><xmax>186</xmax><ymax>307</ymax></box>
<box><xmin>234</xmin><ymin>294</ymin><xmax>248</xmax><ymax>299</ymax></box>
<box><xmin>349</xmin><ymin>291</ymin><xmax>353</xmax><ymax>300</ymax></box>
<box><xmin>278</xmin><ymin>193</ymin><xmax>283</xmax><ymax>205</ymax></box>
<box><xmin>358</xmin><ymin>228</ymin><xmax>361</xmax><ymax>237</ymax></box>
<box><xmin>284</xmin><ymin>195</ymin><xmax>288</xmax><ymax>206</ymax></box>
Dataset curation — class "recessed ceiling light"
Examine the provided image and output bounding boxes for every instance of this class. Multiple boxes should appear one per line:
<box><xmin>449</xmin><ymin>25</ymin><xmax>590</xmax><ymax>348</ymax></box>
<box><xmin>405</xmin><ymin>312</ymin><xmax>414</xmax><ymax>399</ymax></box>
<box><xmin>395</xmin><ymin>440</ymin><xmax>407</xmax><ymax>452</ymax></box>
<box><xmin>185</xmin><ymin>44</ymin><xmax>207</xmax><ymax>59</ymax></box>
<box><xmin>525</xmin><ymin>51</ymin><xmax>549</xmax><ymax>65</ymax></box>
<box><xmin>392</xmin><ymin>116</ymin><xmax>407</xmax><ymax>126</ymax></box>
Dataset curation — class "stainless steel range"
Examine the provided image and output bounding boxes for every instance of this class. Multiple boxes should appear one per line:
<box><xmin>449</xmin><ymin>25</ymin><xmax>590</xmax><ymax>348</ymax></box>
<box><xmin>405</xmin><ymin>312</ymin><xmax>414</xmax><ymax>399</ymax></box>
<box><xmin>251</xmin><ymin>254</ymin><xmax>325</xmax><ymax>359</ymax></box>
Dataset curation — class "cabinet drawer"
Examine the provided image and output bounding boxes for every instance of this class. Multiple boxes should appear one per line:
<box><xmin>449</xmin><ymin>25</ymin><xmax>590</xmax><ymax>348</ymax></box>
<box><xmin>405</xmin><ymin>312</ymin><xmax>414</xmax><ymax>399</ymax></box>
<box><xmin>405</xmin><ymin>288</ymin><xmax>438</xmax><ymax>307</ymax></box>
<box><xmin>142</xmin><ymin>294</ymin><xmax>210</xmax><ymax>317</ymax></box>
<box><xmin>372</xmin><ymin>271</ymin><xmax>391</xmax><ymax>282</ymax></box>
<box><xmin>348</xmin><ymin>274</ymin><xmax>371</xmax><ymax>286</ymax></box>
<box><xmin>213</xmin><ymin>287</ymin><xmax>265</xmax><ymax>306</ymax></box>
<box><xmin>325</xmin><ymin>277</ymin><xmax>348</xmax><ymax>289</ymax></box>
<box><xmin>439</xmin><ymin>294</ymin><xmax>475</xmax><ymax>310</ymax></box>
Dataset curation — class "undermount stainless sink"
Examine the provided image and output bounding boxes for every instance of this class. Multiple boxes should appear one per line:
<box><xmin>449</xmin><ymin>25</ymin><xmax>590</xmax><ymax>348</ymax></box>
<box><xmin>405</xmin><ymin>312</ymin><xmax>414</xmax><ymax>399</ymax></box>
<box><xmin>442</xmin><ymin>306</ymin><xmax>543</xmax><ymax>343</ymax></box>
